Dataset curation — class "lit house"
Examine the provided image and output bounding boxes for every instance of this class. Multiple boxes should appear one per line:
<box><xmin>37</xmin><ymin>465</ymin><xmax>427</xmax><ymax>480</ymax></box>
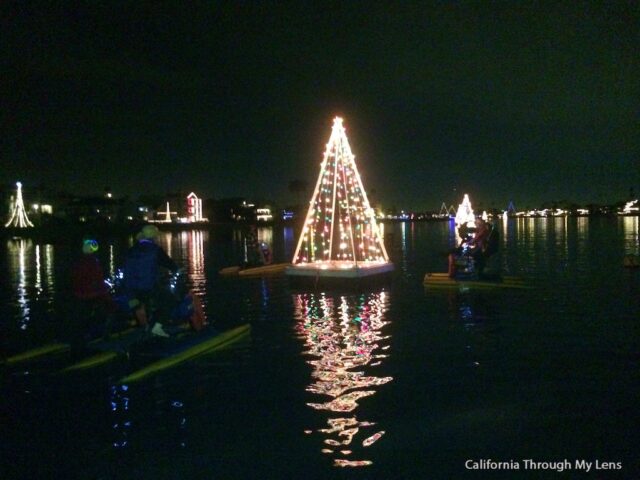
<box><xmin>184</xmin><ymin>192</ymin><xmax>207</xmax><ymax>223</ymax></box>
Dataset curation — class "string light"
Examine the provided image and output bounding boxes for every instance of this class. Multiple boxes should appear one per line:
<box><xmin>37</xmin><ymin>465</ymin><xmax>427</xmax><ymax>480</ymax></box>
<box><xmin>291</xmin><ymin>117</ymin><xmax>389</xmax><ymax>266</ymax></box>
<box><xmin>5</xmin><ymin>182</ymin><xmax>34</xmax><ymax>228</ymax></box>
<box><xmin>454</xmin><ymin>193</ymin><xmax>475</xmax><ymax>229</ymax></box>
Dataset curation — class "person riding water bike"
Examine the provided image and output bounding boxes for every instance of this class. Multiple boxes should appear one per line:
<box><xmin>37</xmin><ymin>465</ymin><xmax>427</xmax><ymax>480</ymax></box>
<box><xmin>448</xmin><ymin>217</ymin><xmax>499</xmax><ymax>278</ymax></box>
<box><xmin>70</xmin><ymin>238</ymin><xmax>118</xmax><ymax>346</ymax></box>
<box><xmin>122</xmin><ymin>225</ymin><xmax>179</xmax><ymax>337</ymax></box>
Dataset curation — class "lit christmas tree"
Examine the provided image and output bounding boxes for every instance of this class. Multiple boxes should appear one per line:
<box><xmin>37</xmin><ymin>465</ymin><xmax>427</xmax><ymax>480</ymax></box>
<box><xmin>288</xmin><ymin>117</ymin><xmax>392</xmax><ymax>278</ymax></box>
<box><xmin>454</xmin><ymin>193</ymin><xmax>475</xmax><ymax>229</ymax></box>
<box><xmin>5</xmin><ymin>182</ymin><xmax>34</xmax><ymax>228</ymax></box>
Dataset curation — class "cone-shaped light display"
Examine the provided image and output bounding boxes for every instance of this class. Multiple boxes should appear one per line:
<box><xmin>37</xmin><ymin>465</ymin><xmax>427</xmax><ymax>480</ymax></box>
<box><xmin>291</xmin><ymin>117</ymin><xmax>389</xmax><ymax>268</ymax></box>
<box><xmin>5</xmin><ymin>182</ymin><xmax>34</xmax><ymax>228</ymax></box>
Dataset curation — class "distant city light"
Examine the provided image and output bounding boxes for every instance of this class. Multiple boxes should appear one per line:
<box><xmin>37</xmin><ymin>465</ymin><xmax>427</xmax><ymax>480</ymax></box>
<box><xmin>256</xmin><ymin>208</ymin><xmax>272</xmax><ymax>222</ymax></box>
<box><xmin>282</xmin><ymin>210</ymin><xmax>294</xmax><ymax>220</ymax></box>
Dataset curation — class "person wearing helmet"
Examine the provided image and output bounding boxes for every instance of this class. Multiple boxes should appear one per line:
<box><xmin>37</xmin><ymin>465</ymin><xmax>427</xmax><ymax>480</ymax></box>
<box><xmin>72</xmin><ymin>238</ymin><xmax>113</xmax><ymax>302</ymax></box>
<box><xmin>122</xmin><ymin>224</ymin><xmax>178</xmax><ymax>337</ymax></box>
<box><xmin>70</xmin><ymin>238</ymin><xmax>117</xmax><ymax>345</ymax></box>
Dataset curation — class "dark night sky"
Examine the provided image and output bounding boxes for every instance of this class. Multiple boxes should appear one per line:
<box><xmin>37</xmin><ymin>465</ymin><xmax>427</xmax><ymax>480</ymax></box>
<box><xmin>2</xmin><ymin>1</ymin><xmax>639</xmax><ymax>210</ymax></box>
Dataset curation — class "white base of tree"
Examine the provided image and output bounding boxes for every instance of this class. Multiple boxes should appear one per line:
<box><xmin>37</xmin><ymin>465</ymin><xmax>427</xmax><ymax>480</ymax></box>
<box><xmin>286</xmin><ymin>261</ymin><xmax>394</xmax><ymax>278</ymax></box>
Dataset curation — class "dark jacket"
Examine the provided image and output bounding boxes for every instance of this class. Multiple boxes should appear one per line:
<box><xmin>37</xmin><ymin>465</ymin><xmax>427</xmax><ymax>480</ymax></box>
<box><xmin>123</xmin><ymin>239</ymin><xmax>177</xmax><ymax>292</ymax></box>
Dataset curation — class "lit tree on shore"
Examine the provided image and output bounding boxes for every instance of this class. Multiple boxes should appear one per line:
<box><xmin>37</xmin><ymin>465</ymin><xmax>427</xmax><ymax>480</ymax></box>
<box><xmin>5</xmin><ymin>182</ymin><xmax>34</xmax><ymax>228</ymax></box>
<box><xmin>292</xmin><ymin>117</ymin><xmax>389</xmax><ymax>266</ymax></box>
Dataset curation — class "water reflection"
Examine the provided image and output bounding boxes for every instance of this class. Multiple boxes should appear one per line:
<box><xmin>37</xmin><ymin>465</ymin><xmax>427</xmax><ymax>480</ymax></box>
<box><xmin>293</xmin><ymin>290</ymin><xmax>392</xmax><ymax>468</ymax></box>
<box><xmin>110</xmin><ymin>384</ymin><xmax>189</xmax><ymax>451</ymax></box>
<box><xmin>283</xmin><ymin>226</ymin><xmax>295</xmax><ymax>260</ymax></box>
<box><xmin>157</xmin><ymin>231</ymin><xmax>173</xmax><ymax>258</ymax></box>
<box><xmin>256</xmin><ymin>226</ymin><xmax>272</xmax><ymax>247</ymax></box>
<box><xmin>153</xmin><ymin>230</ymin><xmax>208</xmax><ymax>310</ymax></box>
<box><xmin>576</xmin><ymin>217</ymin><xmax>589</xmax><ymax>264</ymax></box>
<box><xmin>44</xmin><ymin>244</ymin><xmax>54</xmax><ymax>295</ymax></box>
<box><xmin>110</xmin><ymin>384</ymin><xmax>132</xmax><ymax>449</ymax></box>
<box><xmin>183</xmin><ymin>230</ymin><xmax>207</xmax><ymax>297</ymax></box>
<box><xmin>621</xmin><ymin>216</ymin><xmax>639</xmax><ymax>255</ymax></box>
<box><xmin>8</xmin><ymin>239</ymin><xmax>30</xmax><ymax>327</ymax></box>
<box><xmin>444</xmin><ymin>290</ymin><xmax>498</xmax><ymax>370</ymax></box>
<box><xmin>554</xmin><ymin>216</ymin><xmax>569</xmax><ymax>257</ymax></box>
<box><xmin>109</xmin><ymin>244</ymin><xmax>116</xmax><ymax>278</ymax></box>
<box><xmin>400</xmin><ymin>222</ymin><xmax>408</xmax><ymax>273</ymax></box>
<box><xmin>501</xmin><ymin>214</ymin><xmax>508</xmax><ymax>244</ymax></box>
<box><xmin>6</xmin><ymin>239</ymin><xmax>56</xmax><ymax>328</ymax></box>
<box><xmin>35</xmin><ymin>244</ymin><xmax>42</xmax><ymax>295</ymax></box>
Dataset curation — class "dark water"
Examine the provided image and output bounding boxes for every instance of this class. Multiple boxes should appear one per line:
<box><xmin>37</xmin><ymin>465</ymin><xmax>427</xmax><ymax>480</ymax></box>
<box><xmin>1</xmin><ymin>218</ymin><xmax>638</xmax><ymax>479</ymax></box>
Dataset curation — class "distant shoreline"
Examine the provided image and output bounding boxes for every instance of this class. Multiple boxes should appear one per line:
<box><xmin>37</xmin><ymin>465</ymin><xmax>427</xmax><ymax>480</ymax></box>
<box><xmin>0</xmin><ymin>220</ymin><xmax>288</xmax><ymax>241</ymax></box>
<box><xmin>3</xmin><ymin>213</ymin><xmax>637</xmax><ymax>242</ymax></box>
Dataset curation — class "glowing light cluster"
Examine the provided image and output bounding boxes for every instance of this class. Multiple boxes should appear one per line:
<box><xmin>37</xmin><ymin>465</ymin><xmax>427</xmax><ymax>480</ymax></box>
<box><xmin>155</xmin><ymin>202</ymin><xmax>176</xmax><ymax>223</ymax></box>
<box><xmin>5</xmin><ymin>182</ymin><xmax>34</xmax><ymax>228</ymax></box>
<box><xmin>186</xmin><ymin>192</ymin><xmax>207</xmax><ymax>223</ymax></box>
<box><xmin>621</xmin><ymin>199</ymin><xmax>639</xmax><ymax>215</ymax></box>
<box><xmin>292</xmin><ymin>117</ymin><xmax>389</xmax><ymax>266</ymax></box>
<box><xmin>454</xmin><ymin>193</ymin><xmax>475</xmax><ymax>229</ymax></box>
<box><xmin>439</xmin><ymin>202</ymin><xmax>456</xmax><ymax>218</ymax></box>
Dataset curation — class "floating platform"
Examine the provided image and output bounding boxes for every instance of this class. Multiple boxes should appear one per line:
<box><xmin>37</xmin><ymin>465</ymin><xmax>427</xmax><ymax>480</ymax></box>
<box><xmin>424</xmin><ymin>272</ymin><xmax>530</xmax><ymax>289</ymax></box>
<box><xmin>286</xmin><ymin>261</ymin><xmax>394</xmax><ymax>279</ymax></box>
<box><xmin>286</xmin><ymin>262</ymin><xmax>394</xmax><ymax>289</ymax></box>
<box><xmin>219</xmin><ymin>263</ymin><xmax>290</xmax><ymax>278</ymax></box>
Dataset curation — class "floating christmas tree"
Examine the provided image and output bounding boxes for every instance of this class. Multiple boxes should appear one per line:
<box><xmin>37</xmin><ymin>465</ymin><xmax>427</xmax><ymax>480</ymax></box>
<box><xmin>288</xmin><ymin>117</ymin><xmax>392</xmax><ymax>279</ymax></box>
<box><xmin>5</xmin><ymin>182</ymin><xmax>34</xmax><ymax>228</ymax></box>
<box><xmin>454</xmin><ymin>193</ymin><xmax>475</xmax><ymax>229</ymax></box>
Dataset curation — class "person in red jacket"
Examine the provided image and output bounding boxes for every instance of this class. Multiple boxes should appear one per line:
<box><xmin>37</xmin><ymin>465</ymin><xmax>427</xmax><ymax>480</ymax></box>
<box><xmin>71</xmin><ymin>238</ymin><xmax>116</xmax><ymax>339</ymax></box>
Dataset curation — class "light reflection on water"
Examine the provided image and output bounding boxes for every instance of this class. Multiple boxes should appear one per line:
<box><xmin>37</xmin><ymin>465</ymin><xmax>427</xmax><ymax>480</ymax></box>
<box><xmin>109</xmin><ymin>244</ymin><xmax>116</xmax><ymax>278</ymax></box>
<box><xmin>142</xmin><ymin>230</ymin><xmax>209</xmax><ymax>310</ymax></box>
<box><xmin>293</xmin><ymin>290</ymin><xmax>392</xmax><ymax>468</ymax></box>
<box><xmin>621</xmin><ymin>216</ymin><xmax>639</xmax><ymax>255</ymax></box>
<box><xmin>10</xmin><ymin>239</ymin><xmax>30</xmax><ymax>327</ymax></box>
<box><xmin>282</xmin><ymin>226</ymin><xmax>295</xmax><ymax>260</ymax></box>
<box><xmin>184</xmin><ymin>230</ymin><xmax>206</xmax><ymax>297</ymax></box>
<box><xmin>110</xmin><ymin>384</ymin><xmax>132</xmax><ymax>449</ymax></box>
<box><xmin>6</xmin><ymin>239</ymin><xmax>55</xmax><ymax>328</ymax></box>
<box><xmin>110</xmin><ymin>383</ymin><xmax>189</xmax><ymax>452</ymax></box>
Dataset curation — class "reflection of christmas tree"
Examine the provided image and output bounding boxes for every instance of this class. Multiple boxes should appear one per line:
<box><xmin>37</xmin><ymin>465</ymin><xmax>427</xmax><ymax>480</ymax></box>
<box><xmin>5</xmin><ymin>182</ymin><xmax>34</xmax><ymax>228</ymax></box>
<box><xmin>294</xmin><ymin>291</ymin><xmax>392</xmax><ymax>468</ymax></box>
<box><xmin>292</xmin><ymin>118</ymin><xmax>389</xmax><ymax>267</ymax></box>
